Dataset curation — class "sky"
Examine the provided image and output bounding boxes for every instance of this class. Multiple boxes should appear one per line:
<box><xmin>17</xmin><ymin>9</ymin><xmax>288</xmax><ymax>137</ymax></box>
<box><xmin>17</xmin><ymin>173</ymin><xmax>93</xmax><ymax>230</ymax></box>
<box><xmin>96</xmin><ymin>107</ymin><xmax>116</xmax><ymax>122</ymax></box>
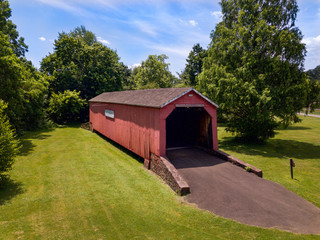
<box><xmin>8</xmin><ymin>0</ymin><xmax>320</xmax><ymax>74</ymax></box>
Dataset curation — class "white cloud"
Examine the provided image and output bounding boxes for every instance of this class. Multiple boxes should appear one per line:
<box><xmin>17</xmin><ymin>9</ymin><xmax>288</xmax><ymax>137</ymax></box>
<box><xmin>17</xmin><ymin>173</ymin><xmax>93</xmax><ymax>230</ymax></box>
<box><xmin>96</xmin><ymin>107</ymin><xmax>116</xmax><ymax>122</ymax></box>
<box><xmin>150</xmin><ymin>44</ymin><xmax>190</xmax><ymax>57</ymax></box>
<box><xmin>302</xmin><ymin>35</ymin><xmax>320</xmax><ymax>70</ymax></box>
<box><xmin>133</xmin><ymin>20</ymin><xmax>157</xmax><ymax>36</ymax></box>
<box><xmin>302</xmin><ymin>35</ymin><xmax>320</xmax><ymax>52</ymax></box>
<box><xmin>38</xmin><ymin>0</ymin><xmax>79</xmax><ymax>12</ymax></box>
<box><xmin>128</xmin><ymin>63</ymin><xmax>141</xmax><ymax>69</ymax></box>
<box><xmin>97</xmin><ymin>37</ymin><xmax>110</xmax><ymax>45</ymax></box>
<box><xmin>189</xmin><ymin>20</ymin><xmax>198</xmax><ymax>27</ymax></box>
<box><xmin>39</xmin><ymin>36</ymin><xmax>46</xmax><ymax>41</ymax></box>
<box><xmin>211</xmin><ymin>11</ymin><xmax>222</xmax><ymax>19</ymax></box>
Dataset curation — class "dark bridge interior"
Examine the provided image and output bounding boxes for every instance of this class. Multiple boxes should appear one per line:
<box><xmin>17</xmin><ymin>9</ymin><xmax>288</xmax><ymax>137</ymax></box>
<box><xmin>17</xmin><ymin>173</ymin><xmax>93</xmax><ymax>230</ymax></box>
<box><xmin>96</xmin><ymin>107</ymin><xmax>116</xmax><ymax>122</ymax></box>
<box><xmin>166</xmin><ymin>107</ymin><xmax>212</xmax><ymax>149</ymax></box>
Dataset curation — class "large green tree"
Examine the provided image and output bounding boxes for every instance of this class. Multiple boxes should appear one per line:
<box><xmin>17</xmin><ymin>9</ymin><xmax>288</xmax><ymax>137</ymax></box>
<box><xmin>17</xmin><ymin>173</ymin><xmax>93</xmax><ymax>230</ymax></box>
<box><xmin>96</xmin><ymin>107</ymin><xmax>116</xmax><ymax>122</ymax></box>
<box><xmin>41</xmin><ymin>26</ymin><xmax>126</xmax><ymax>100</ymax></box>
<box><xmin>180</xmin><ymin>44</ymin><xmax>207</xmax><ymax>86</ymax></box>
<box><xmin>133</xmin><ymin>54</ymin><xmax>175</xmax><ymax>89</ymax></box>
<box><xmin>0</xmin><ymin>0</ymin><xmax>47</xmax><ymax>131</ymax></box>
<box><xmin>198</xmin><ymin>0</ymin><xmax>308</xmax><ymax>140</ymax></box>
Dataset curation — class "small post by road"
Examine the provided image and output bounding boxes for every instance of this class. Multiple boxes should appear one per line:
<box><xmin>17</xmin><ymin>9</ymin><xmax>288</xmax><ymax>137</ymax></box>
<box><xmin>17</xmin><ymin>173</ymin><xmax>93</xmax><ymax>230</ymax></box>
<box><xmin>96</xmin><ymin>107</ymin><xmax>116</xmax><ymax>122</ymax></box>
<box><xmin>290</xmin><ymin>158</ymin><xmax>295</xmax><ymax>179</ymax></box>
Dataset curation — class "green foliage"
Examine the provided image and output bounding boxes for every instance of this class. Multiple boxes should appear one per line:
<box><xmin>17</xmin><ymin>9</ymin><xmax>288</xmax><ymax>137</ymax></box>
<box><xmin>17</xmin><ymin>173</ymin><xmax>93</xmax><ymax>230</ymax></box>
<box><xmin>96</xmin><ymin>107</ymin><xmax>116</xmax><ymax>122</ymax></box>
<box><xmin>0</xmin><ymin>31</ymin><xmax>48</xmax><ymax>131</ymax></box>
<box><xmin>198</xmin><ymin>0</ymin><xmax>308</xmax><ymax>140</ymax></box>
<box><xmin>0</xmin><ymin>100</ymin><xmax>19</xmax><ymax>175</ymax></box>
<box><xmin>305</xmin><ymin>65</ymin><xmax>320</xmax><ymax>114</ymax></box>
<box><xmin>306</xmin><ymin>65</ymin><xmax>320</xmax><ymax>82</ymax></box>
<box><xmin>0</xmin><ymin>0</ymin><xmax>27</xmax><ymax>58</ymax></box>
<box><xmin>304</xmin><ymin>79</ymin><xmax>320</xmax><ymax>114</ymax></box>
<box><xmin>133</xmin><ymin>54</ymin><xmax>175</xmax><ymax>89</ymax></box>
<box><xmin>68</xmin><ymin>25</ymin><xmax>97</xmax><ymax>46</ymax></box>
<box><xmin>0</xmin><ymin>1</ymin><xmax>48</xmax><ymax>131</ymax></box>
<box><xmin>180</xmin><ymin>43</ymin><xmax>207</xmax><ymax>86</ymax></box>
<box><xmin>40</xmin><ymin>26</ymin><xmax>126</xmax><ymax>100</ymax></box>
<box><xmin>119</xmin><ymin>62</ymin><xmax>133</xmax><ymax>90</ymax></box>
<box><xmin>47</xmin><ymin>90</ymin><xmax>86</xmax><ymax>124</ymax></box>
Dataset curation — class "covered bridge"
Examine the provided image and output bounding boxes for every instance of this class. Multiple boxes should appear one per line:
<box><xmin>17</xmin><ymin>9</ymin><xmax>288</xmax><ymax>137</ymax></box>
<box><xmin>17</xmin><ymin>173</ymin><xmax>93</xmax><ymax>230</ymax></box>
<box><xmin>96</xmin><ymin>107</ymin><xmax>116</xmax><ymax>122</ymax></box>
<box><xmin>89</xmin><ymin>87</ymin><xmax>219</xmax><ymax>160</ymax></box>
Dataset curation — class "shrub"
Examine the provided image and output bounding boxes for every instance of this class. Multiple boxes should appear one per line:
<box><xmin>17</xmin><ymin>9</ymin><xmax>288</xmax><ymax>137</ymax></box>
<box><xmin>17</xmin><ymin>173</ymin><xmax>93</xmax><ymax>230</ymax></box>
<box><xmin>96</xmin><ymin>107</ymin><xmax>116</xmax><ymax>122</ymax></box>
<box><xmin>47</xmin><ymin>90</ymin><xmax>87</xmax><ymax>124</ymax></box>
<box><xmin>0</xmin><ymin>100</ymin><xmax>19</xmax><ymax>175</ymax></box>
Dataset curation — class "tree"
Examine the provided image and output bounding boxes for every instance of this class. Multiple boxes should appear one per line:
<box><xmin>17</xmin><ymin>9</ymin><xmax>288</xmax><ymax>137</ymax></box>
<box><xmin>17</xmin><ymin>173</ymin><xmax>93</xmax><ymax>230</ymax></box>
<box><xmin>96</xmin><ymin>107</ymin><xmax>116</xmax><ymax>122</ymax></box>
<box><xmin>40</xmin><ymin>26</ymin><xmax>125</xmax><ymax>100</ymax></box>
<box><xmin>0</xmin><ymin>100</ymin><xmax>19</xmax><ymax>177</ymax></box>
<box><xmin>133</xmin><ymin>54</ymin><xmax>175</xmax><ymax>89</ymax></box>
<box><xmin>0</xmin><ymin>0</ymin><xmax>48</xmax><ymax>131</ymax></box>
<box><xmin>68</xmin><ymin>25</ymin><xmax>97</xmax><ymax>46</ymax></box>
<box><xmin>0</xmin><ymin>28</ymin><xmax>47</xmax><ymax>131</ymax></box>
<box><xmin>180</xmin><ymin>44</ymin><xmax>207</xmax><ymax>86</ymax></box>
<box><xmin>307</xmin><ymin>65</ymin><xmax>320</xmax><ymax>82</ymax></box>
<box><xmin>198</xmin><ymin>0</ymin><xmax>308</xmax><ymax>140</ymax></box>
<box><xmin>0</xmin><ymin>0</ymin><xmax>28</xmax><ymax>58</ymax></box>
<box><xmin>305</xmin><ymin>65</ymin><xmax>320</xmax><ymax>114</ymax></box>
<box><xmin>47</xmin><ymin>90</ymin><xmax>86</xmax><ymax>124</ymax></box>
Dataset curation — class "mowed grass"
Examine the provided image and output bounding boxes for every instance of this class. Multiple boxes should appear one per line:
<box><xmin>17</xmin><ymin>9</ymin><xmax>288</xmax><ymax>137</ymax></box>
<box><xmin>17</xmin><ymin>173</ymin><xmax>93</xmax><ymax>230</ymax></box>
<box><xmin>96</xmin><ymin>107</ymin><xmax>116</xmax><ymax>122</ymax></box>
<box><xmin>0</xmin><ymin>122</ymin><xmax>319</xmax><ymax>239</ymax></box>
<box><xmin>218</xmin><ymin>116</ymin><xmax>320</xmax><ymax>208</ymax></box>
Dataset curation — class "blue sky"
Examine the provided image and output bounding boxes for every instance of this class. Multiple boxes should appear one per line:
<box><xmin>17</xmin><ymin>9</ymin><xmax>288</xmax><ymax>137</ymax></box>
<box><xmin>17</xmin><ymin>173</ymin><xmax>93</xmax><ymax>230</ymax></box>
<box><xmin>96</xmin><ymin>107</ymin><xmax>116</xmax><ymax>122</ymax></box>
<box><xmin>9</xmin><ymin>0</ymin><xmax>320</xmax><ymax>74</ymax></box>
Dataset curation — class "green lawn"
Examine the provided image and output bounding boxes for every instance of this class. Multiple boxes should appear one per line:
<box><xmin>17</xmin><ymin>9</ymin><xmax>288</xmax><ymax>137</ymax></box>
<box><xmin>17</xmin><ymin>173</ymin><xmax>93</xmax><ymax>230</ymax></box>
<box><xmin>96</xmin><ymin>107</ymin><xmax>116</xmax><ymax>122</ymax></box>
<box><xmin>0</xmin><ymin>119</ymin><xmax>319</xmax><ymax>239</ymax></box>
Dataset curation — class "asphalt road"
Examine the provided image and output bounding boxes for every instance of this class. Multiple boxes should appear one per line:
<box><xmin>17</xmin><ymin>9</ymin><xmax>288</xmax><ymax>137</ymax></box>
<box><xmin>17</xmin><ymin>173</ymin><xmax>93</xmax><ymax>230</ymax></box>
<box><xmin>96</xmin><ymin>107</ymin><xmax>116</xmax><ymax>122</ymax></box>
<box><xmin>167</xmin><ymin>148</ymin><xmax>320</xmax><ymax>234</ymax></box>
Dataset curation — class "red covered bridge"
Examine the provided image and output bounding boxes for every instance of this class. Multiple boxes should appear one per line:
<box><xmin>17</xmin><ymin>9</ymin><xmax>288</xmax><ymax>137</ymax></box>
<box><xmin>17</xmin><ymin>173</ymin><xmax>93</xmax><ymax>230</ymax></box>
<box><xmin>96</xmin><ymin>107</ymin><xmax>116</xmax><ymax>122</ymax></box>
<box><xmin>89</xmin><ymin>87</ymin><xmax>218</xmax><ymax>158</ymax></box>
<box><xmin>89</xmin><ymin>87</ymin><xmax>221</xmax><ymax>194</ymax></box>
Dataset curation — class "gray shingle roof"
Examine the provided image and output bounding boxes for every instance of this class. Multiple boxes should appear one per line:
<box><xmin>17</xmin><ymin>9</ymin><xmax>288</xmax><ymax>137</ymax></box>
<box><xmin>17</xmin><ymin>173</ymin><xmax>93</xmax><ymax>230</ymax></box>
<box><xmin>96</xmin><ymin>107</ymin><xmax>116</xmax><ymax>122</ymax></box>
<box><xmin>89</xmin><ymin>88</ymin><xmax>218</xmax><ymax>108</ymax></box>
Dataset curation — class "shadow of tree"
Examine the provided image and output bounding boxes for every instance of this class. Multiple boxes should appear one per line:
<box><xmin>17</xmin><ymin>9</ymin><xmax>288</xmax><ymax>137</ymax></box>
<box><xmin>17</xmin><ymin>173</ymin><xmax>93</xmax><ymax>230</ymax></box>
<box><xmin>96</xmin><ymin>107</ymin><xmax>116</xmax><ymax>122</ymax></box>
<box><xmin>0</xmin><ymin>175</ymin><xmax>24</xmax><ymax>205</ymax></box>
<box><xmin>219</xmin><ymin>137</ymin><xmax>320</xmax><ymax>160</ymax></box>
<box><xmin>18</xmin><ymin>128</ymin><xmax>55</xmax><ymax>156</ymax></box>
<box><xmin>278</xmin><ymin>125</ymin><xmax>311</xmax><ymax>131</ymax></box>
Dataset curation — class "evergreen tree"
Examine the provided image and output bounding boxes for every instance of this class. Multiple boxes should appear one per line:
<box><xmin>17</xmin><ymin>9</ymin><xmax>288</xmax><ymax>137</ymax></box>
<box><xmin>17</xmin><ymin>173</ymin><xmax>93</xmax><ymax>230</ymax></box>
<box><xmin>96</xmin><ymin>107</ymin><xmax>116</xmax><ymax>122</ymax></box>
<box><xmin>180</xmin><ymin>44</ymin><xmax>207</xmax><ymax>86</ymax></box>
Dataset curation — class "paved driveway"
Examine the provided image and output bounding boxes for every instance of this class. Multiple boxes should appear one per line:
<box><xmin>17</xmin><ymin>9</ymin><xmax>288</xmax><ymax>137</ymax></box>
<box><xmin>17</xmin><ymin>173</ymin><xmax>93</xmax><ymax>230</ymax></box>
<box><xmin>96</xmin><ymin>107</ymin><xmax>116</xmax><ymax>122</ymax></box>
<box><xmin>167</xmin><ymin>148</ymin><xmax>320</xmax><ymax>234</ymax></box>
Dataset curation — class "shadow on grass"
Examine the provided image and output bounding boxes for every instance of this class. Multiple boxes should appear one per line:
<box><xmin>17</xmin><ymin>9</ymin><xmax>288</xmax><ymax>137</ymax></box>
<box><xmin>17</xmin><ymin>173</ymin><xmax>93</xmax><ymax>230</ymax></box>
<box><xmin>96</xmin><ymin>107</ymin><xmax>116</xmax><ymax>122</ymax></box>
<box><xmin>219</xmin><ymin>137</ymin><xmax>320</xmax><ymax>160</ymax></box>
<box><xmin>18</xmin><ymin>127</ymin><xmax>55</xmax><ymax>156</ymax></box>
<box><xmin>94</xmin><ymin>131</ymin><xmax>144</xmax><ymax>164</ymax></box>
<box><xmin>277</xmin><ymin>125</ymin><xmax>311</xmax><ymax>131</ymax></box>
<box><xmin>0</xmin><ymin>175</ymin><xmax>24</xmax><ymax>205</ymax></box>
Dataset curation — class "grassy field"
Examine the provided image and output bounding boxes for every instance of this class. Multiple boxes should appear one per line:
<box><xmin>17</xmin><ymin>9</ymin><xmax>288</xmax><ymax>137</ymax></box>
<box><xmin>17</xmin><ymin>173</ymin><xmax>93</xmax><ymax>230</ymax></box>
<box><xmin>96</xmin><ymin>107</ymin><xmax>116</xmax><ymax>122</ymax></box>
<box><xmin>0</xmin><ymin>118</ymin><xmax>319</xmax><ymax>239</ymax></box>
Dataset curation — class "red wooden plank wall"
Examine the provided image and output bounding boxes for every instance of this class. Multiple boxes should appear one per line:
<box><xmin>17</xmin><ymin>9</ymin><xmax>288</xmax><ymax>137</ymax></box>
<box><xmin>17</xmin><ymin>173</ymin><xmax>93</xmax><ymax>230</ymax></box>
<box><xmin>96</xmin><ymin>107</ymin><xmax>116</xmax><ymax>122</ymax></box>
<box><xmin>90</xmin><ymin>102</ymin><xmax>160</xmax><ymax>159</ymax></box>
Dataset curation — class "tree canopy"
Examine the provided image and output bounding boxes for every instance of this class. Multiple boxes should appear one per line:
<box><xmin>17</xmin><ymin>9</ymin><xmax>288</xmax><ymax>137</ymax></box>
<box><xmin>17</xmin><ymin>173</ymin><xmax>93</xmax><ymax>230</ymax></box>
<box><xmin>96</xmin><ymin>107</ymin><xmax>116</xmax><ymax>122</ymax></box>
<box><xmin>133</xmin><ymin>54</ymin><xmax>175</xmax><ymax>89</ymax></box>
<box><xmin>40</xmin><ymin>26</ymin><xmax>126</xmax><ymax>100</ymax></box>
<box><xmin>0</xmin><ymin>0</ymin><xmax>47</xmax><ymax>131</ymax></box>
<box><xmin>305</xmin><ymin>65</ymin><xmax>320</xmax><ymax>114</ymax></box>
<box><xmin>198</xmin><ymin>0</ymin><xmax>308</xmax><ymax>140</ymax></box>
<box><xmin>307</xmin><ymin>65</ymin><xmax>320</xmax><ymax>82</ymax></box>
<box><xmin>0</xmin><ymin>0</ymin><xmax>27</xmax><ymax>58</ymax></box>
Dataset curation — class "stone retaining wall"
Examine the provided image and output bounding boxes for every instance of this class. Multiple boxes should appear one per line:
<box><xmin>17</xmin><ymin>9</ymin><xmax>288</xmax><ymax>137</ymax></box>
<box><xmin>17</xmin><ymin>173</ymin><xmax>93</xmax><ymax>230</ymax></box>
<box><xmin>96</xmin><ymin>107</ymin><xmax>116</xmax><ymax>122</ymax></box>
<box><xmin>146</xmin><ymin>154</ymin><xmax>190</xmax><ymax>195</ymax></box>
<box><xmin>213</xmin><ymin>149</ymin><xmax>263</xmax><ymax>177</ymax></box>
